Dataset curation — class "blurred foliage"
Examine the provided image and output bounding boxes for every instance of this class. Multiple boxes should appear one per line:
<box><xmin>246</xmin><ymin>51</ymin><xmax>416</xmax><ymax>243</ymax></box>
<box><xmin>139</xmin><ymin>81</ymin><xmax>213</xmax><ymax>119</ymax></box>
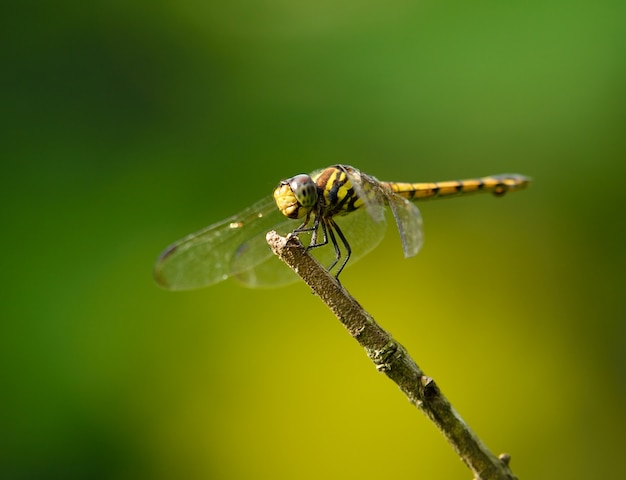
<box><xmin>1</xmin><ymin>1</ymin><xmax>624</xmax><ymax>479</ymax></box>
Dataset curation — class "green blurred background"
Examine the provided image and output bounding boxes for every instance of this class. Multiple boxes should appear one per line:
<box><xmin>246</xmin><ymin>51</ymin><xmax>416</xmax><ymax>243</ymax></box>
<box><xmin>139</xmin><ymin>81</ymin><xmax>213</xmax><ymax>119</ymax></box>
<box><xmin>2</xmin><ymin>1</ymin><xmax>624</xmax><ymax>479</ymax></box>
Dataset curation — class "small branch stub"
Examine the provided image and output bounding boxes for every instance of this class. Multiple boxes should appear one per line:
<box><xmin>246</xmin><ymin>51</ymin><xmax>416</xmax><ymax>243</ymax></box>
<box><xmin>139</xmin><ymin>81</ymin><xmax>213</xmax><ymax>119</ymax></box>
<box><xmin>266</xmin><ymin>231</ymin><xmax>519</xmax><ymax>480</ymax></box>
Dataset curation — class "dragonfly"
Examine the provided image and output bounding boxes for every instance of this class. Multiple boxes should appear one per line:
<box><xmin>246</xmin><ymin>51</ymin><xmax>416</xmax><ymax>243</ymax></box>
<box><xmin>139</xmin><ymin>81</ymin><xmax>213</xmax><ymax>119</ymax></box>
<box><xmin>154</xmin><ymin>165</ymin><xmax>530</xmax><ymax>290</ymax></box>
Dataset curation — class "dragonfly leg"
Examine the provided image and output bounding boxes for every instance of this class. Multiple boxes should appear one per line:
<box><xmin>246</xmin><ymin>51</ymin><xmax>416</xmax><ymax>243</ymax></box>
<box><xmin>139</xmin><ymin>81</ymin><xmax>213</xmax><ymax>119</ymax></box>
<box><xmin>296</xmin><ymin>208</ymin><xmax>331</xmax><ymax>251</ymax></box>
<box><xmin>306</xmin><ymin>215</ymin><xmax>328</xmax><ymax>250</ymax></box>
<box><xmin>309</xmin><ymin>214</ymin><xmax>321</xmax><ymax>247</ymax></box>
<box><xmin>324</xmin><ymin>218</ymin><xmax>342</xmax><ymax>273</ymax></box>
<box><xmin>293</xmin><ymin>212</ymin><xmax>324</xmax><ymax>249</ymax></box>
<box><xmin>293</xmin><ymin>211</ymin><xmax>315</xmax><ymax>233</ymax></box>
<box><xmin>290</xmin><ymin>204</ymin><xmax>352</xmax><ymax>281</ymax></box>
<box><xmin>328</xmin><ymin>218</ymin><xmax>351</xmax><ymax>280</ymax></box>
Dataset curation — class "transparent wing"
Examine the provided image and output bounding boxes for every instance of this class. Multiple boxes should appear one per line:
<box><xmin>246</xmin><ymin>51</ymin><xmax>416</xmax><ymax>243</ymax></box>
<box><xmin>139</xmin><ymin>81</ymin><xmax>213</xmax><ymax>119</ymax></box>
<box><xmin>154</xmin><ymin>196</ymin><xmax>296</xmax><ymax>290</ymax></box>
<box><xmin>230</xmin><ymin>209</ymin><xmax>388</xmax><ymax>287</ymax></box>
<box><xmin>228</xmin><ymin>216</ymin><xmax>301</xmax><ymax>288</ymax></box>
<box><xmin>345</xmin><ymin>165</ymin><xmax>423</xmax><ymax>258</ymax></box>
<box><xmin>384</xmin><ymin>191</ymin><xmax>424</xmax><ymax>257</ymax></box>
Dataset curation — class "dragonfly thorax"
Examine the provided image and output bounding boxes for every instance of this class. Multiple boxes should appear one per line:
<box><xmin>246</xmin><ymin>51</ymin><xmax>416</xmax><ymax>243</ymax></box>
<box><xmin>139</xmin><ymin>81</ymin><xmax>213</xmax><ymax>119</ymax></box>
<box><xmin>273</xmin><ymin>174</ymin><xmax>319</xmax><ymax>219</ymax></box>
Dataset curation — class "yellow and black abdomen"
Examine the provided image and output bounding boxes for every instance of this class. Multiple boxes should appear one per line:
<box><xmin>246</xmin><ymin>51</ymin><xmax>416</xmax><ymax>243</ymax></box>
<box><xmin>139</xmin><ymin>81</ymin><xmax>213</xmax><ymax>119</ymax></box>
<box><xmin>384</xmin><ymin>173</ymin><xmax>531</xmax><ymax>201</ymax></box>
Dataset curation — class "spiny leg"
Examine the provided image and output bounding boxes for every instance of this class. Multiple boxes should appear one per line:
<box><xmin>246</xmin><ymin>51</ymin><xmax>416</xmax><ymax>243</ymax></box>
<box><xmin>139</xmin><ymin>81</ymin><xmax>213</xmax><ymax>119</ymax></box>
<box><xmin>309</xmin><ymin>214</ymin><xmax>323</xmax><ymax>248</ymax></box>
<box><xmin>302</xmin><ymin>213</ymin><xmax>331</xmax><ymax>252</ymax></box>
<box><xmin>293</xmin><ymin>211</ymin><xmax>315</xmax><ymax>234</ymax></box>
<box><xmin>293</xmin><ymin>204</ymin><xmax>332</xmax><ymax>251</ymax></box>
<box><xmin>293</xmin><ymin>212</ymin><xmax>326</xmax><ymax>251</ymax></box>
<box><xmin>324</xmin><ymin>218</ymin><xmax>342</xmax><ymax>272</ymax></box>
<box><xmin>291</xmin><ymin>210</ymin><xmax>350</xmax><ymax>280</ymax></box>
<box><xmin>298</xmin><ymin>215</ymin><xmax>344</xmax><ymax>276</ymax></box>
<box><xmin>328</xmin><ymin>218</ymin><xmax>352</xmax><ymax>280</ymax></box>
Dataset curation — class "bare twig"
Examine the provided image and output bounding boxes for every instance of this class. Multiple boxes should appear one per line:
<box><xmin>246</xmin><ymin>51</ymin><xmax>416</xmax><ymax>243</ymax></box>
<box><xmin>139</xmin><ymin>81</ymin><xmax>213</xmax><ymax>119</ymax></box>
<box><xmin>266</xmin><ymin>231</ymin><xmax>518</xmax><ymax>480</ymax></box>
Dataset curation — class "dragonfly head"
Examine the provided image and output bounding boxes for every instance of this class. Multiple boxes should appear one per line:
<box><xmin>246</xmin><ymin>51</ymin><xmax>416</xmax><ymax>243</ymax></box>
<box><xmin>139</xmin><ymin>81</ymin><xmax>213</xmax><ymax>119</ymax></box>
<box><xmin>274</xmin><ymin>174</ymin><xmax>318</xmax><ymax>219</ymax></box>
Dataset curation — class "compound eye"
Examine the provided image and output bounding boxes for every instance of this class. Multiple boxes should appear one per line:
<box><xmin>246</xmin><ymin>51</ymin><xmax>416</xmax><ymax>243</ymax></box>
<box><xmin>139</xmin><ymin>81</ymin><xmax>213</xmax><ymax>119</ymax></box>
<box><xmin>289</xmin><ymin>174</ymin><xmax>318</xmax><ymax>208</ymax></box>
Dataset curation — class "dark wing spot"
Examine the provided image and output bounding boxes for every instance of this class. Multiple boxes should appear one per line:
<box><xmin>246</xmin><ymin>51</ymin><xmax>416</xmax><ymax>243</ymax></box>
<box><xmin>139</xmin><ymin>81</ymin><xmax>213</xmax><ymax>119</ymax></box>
<box><xmin>153</xmin><ymin>243</ymin><xmax>179</xmax><ymax>287</ymax></box>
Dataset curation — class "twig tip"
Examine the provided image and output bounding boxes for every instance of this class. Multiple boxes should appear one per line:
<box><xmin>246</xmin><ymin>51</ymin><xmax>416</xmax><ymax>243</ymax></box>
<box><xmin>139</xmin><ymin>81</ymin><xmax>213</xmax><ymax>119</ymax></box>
<box><xmin>498</xmin><ymin>453</ymin><xmax>511</xmax><ymax>465</ymax></box>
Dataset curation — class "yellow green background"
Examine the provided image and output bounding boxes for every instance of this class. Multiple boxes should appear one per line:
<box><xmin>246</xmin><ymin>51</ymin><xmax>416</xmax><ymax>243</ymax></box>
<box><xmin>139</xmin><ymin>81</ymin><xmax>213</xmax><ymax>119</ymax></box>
<box><xmin>2</xmin><ymin>1</ymin><xmax>624</xmax><ymax>479</ymax></box>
